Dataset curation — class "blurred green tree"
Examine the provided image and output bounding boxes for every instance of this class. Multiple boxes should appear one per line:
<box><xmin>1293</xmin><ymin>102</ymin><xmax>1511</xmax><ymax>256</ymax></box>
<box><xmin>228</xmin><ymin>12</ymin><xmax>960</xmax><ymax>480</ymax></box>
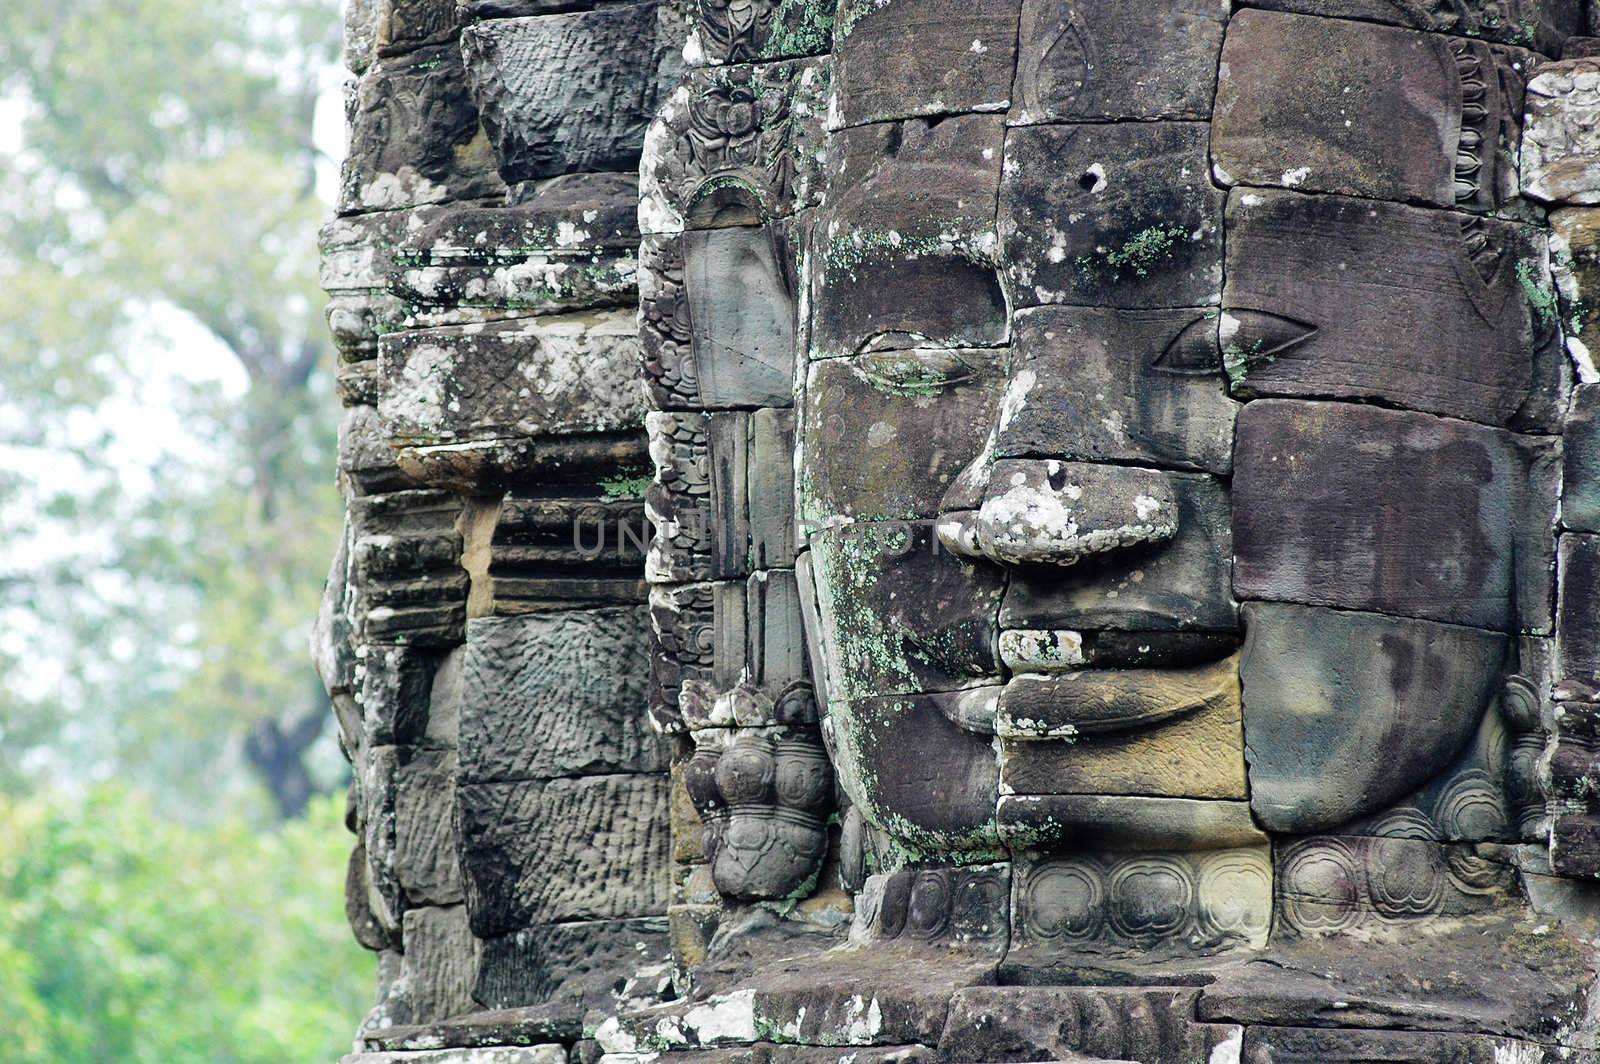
<box><xmin>0</xmin><ymin>0</ymin><xmax>347</xmax><ymax>818</ymax></box>
<box><xmin>0</xmin><ymin>786</ymin><xmax>373</xmax><ymax>1063</ymax></box>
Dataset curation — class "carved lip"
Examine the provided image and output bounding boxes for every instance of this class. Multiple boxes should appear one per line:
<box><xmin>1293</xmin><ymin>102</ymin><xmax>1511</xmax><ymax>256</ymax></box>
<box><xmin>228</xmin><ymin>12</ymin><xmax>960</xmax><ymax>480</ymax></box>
<box><xmin>999</xmin><ymin>628</ymin><xmax>1240</xmax><ymax>674</ymax></box>
<box><xmin>995</xmin><ymin>652</ymin><xmax>1241</xmax><ymax>741</ymax></box>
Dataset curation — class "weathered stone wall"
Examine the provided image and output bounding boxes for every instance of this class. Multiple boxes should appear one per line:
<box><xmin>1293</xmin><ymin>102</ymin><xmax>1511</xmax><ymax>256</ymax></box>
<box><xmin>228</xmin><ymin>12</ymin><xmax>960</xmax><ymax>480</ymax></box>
<box><xmin>315</xmin><ymin>0</ymin><xmax>690</xmax><ymax>1052</ymax></box>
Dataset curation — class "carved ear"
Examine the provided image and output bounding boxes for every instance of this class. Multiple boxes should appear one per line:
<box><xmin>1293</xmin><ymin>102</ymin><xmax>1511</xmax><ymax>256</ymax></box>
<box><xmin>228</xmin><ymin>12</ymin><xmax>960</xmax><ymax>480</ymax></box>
<box><xmin>1500</xmin><ymin>674</ymin><xmax>1543</xmax><ymax>733</ymax></box>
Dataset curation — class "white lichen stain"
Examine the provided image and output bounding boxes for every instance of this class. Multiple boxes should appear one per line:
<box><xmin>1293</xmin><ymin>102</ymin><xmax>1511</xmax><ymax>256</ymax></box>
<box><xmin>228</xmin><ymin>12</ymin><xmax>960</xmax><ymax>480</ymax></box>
<box><xmin>684</xmin><ymin>989</ymin><xmax>760</xmax><ymax>1044</ymax></box>
<box><xmin>1210</xmin><ymin>1028</ymin><xmax>1244</xmax><ymax>1064</ymax></box>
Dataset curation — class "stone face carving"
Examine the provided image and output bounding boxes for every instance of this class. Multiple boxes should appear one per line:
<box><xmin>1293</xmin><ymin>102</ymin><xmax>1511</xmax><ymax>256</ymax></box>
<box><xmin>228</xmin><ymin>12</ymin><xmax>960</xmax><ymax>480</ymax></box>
<box><xmin>322</xmin><ymin>0</ymin><xmax>1600</xmax><ymax>1059</ymax></box>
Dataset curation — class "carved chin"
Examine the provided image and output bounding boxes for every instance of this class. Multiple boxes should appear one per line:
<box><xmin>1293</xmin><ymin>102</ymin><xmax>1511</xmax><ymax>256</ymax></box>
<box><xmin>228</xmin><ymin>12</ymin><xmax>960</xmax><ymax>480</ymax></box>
<box><xmin>1239</xmin><ymin>602</ymin><xmax>1509</xmax><ymax>834</ymax></box>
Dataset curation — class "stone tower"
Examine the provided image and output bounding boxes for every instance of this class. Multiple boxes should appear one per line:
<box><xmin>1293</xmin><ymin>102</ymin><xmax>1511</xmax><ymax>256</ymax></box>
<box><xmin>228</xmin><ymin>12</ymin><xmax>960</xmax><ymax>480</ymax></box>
<box><xmin>321</xmin><ymin>2</ymin><xmax>1600</xmax><ymax>1062</ymax></box>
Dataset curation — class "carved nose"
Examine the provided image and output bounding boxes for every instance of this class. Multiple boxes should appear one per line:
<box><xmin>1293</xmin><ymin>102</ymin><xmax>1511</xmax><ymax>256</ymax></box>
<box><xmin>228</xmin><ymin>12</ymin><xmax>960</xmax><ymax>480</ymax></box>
<box><xmin>938</xmin><ymin>458</ymin><xmax>1179</xmax><ymax>568</ymax></box>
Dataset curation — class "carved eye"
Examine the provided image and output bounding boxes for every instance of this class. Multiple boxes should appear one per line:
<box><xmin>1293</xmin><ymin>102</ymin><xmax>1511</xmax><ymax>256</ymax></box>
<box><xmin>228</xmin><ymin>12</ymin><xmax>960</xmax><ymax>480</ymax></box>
<box><xmin>1219</xmin><ymin>310</ymin><xmax>1318</xmax><ymax>366</ymax></box>
<box><xmin>857</xmin><ymin>350</ymin><xmax>975</xmax><ymax>396</ymax></box>
<box><xmin>1150</xmin><ymin>315</ymin><xmax>1221</xmax><ymax>377</ymax></box>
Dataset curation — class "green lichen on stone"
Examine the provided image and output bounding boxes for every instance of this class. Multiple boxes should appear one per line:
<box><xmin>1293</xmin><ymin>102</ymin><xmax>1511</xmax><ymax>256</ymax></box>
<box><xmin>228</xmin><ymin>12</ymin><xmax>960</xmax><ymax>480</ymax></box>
<box><xmin>825</xmin><ymin>230</ymin><xmax>939</xmax><ymax>274</ymax></box>
<box><xmin>1222</xmin><ymin>338</ymin><xmax>1264</xmax><ymax>391</ymax></box>
<box><xmin>1076</xmin><ymin>223</ymin><xmax>1189</xmax><ymax>281</ymax></box>
<box><xmin>858</xmin><ymin>351</ymin><xmax>967</xmax><ymax>397</ymax></box>
<box><xmin>761</xmin><ymin>0</ymin><xmax>836</xmax><ymax>57</ymax></box>
<box><xmin>1518</xmin><ymin>259</ymin><xmax>1559</xmax><ymax>325</ymax></box>
<box><xmin>600</xmin><ymin>474</ymin><xmax>654</xmax><ymax>500</ymax></box>
<box><xmin>836</xmin><ymin>0</ymin><xmax>891</xmax><ymax>41</ymax></box>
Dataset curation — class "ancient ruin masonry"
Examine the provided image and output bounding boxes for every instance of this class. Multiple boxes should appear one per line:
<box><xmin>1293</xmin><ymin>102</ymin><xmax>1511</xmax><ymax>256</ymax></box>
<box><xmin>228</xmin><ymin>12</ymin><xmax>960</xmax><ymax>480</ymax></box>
<box><xmin>319</xmin><ymin>1</ymin><xmax>1600</xmax><ymax>1062</ymax></box>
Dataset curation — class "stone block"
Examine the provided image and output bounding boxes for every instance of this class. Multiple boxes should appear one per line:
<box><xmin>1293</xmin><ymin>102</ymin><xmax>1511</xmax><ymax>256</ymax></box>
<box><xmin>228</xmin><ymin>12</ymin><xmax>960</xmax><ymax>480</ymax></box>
<box><xmin>650</xmin><ymin>571</ymin><xmax>815</xmax><ymax>733</ymax></box>
<box><xmin>1222</xmin><ymin>189</ymin><xmax>1552</xmax><ymax>427</ymax></box>
<box><xmin>848</xmin><ymin>864</ymin><xmax>1009</xmax><ymax>955</ymax></box>
<box><xmin>646</xmin><ymin>410</ymin><xmax>796</xmax><ymax>583</ymax></box>
<box><xmin>940</xmin><ymin>986</ymin><xmax>1240</xmax><ymax>1064</ymax></box>
<box><xmin>359</xmin><ymin>1006</ymin><xmax>581</xmax><ymax>1053</ymax></box>
<box><xmin>402</xmin><ymin>904</ymin><xmax>480</xmax><ymax>1024</ymax></box>
<box><xmin>652</xmin><ymin>1048</ymin><xmax>932</xmax><ymax>1064</ymax></box>
<box><xmin>1233</xmin><ymin>400</ymin><xmax>1557</xmax><ymax>632</ymax></box>
<box><xmin>1566</xmin><ymin>386</ymin><xmax>1600</xmax><ymax>532</ymax></box>
<box><xmin>1199</xmin><ymin>912</ymin><xmax>1597</xmax><ymax>1044</ymax></box>
<box><xmin>378</xmin><ymin>312</ymin><xmax>646</xmax><ymax>450</ymax></box>
<box><xmin>456</xmin><ymin>774</ymin><xmax>670</xmax><ymax>936</ymax></box>
<box><xmin>1000</xmin><ymin>306</ymin><xmax>1236</xmax><ymax>474</ymax></box>
<box><xmin>461</xmin><ymin>5</ymin><xmax>678</xmax><ymax>183</ymax></box>
<box><xmin>1525</xmin><ymin>58</ymin><xmax>1600</xmax><ymax>204</ymax></box>
<box><xmin>359</xmin><ymin>645</ymin><xmax>441</xmax><ymax>749</ymax></box>
<box><xmin>832</xmin><ymin>0</ymin><xmax>1021</xmax><ymax>128</ymax></box>
<box><xmin>1240</xmin><ymin>1026</ymin><xmax>1594</xmax><ymax>1064</ymax></box>
<box><xmin>998</xmin><ymin>473</ymin><xmax>1236</xmax><ymax>634</ymax></box>
<box><xmin>996</xmin><ymin>654</ymin><xmax>1237</xmax><ymax>741</ymax></box>
<box><xmin>345</xmin><ymin>0</ymin><xmax>380</xmax><ymax>74</ymax></box>
<box><xmin>598</xmin><ymin>952</ymin><xmax>994</xmax><ymax>1052</ymax></box>
<box><xmin>1008</xmin><ymin>846</ymin><xmax>1273</xmax><ymax>964</ymax></box>
<box><xmin>1241</xmin><ymin>602</ymin><xmax>1510</xmax><ymax>833</ymax></box>
<box><xmin>748</xmin><ymin>411</ymin><xmax>796</xmax><ymax>569</ymax></box>
<box><xmin>811</xmin><ymin>116</ymin><xmax>1008</xmax><ymax>359</ymax></box>
<box><xmin>364</xmin><ymin>746</ymin><xmax>405</xmax><ymax>932</ymax></box>
<box><xmin>480</xmin><ymin>493</ymin><xmax>650</xmax><ymax>612</ymax></box>
<box><xmin>341</xmin><ymin>404</ymin><xmax>413</xmax><ymax>497</ymax></box>
<box><xmin>472</xmin><ymin>917</ymin><xmax>671</xmax><ymax>1011</ymax></box>
<box><xmin>349</xmin><ymin>490</ymin><xmax>470</xmax><ymax>646</ymax></box>
<box><xmin>1212</xmin><ymin>10</ymin><xmax>1528</xmax><ymax>211</ymax></box>
<box><xmin>997</xmin><ymin>665</ymin><xmax>1247</xmax><ymax>801</ymax></box>
<box><xmin>1000</xmin><ymin>121</ymin><xmax>1224</xmax><ymax>309</ymax></box>
<box><xmin>1241</xmin><ymin>0</ymin><xmax>1581</xmax><ymax>54</ymax></box>
<box><xmin>340</xmin><ymin>43</ymin><xmax>504</xmax><ymax>214</ymax></box>
<box><xmin>319</xmin><ymin>211</ymin><xmax>409</xmax><ymax>362</ymax></box>
<box><xmin>457</xmin><ymin>609</ymin><xmax>662</xmax><ymax>784</ymax></box>
<box><xmin>347</xmin><ymin>840</ymin><xmax>396</xmax><ymax>952</ymax></box>
<box><xmin>1554</xmin><ymin>208</ymin><xmax>1600</xmax><ymax>359</ymax></box>
<box><xmin>1345</xmin><ymin>702</ymin><xmax>1518</xmax><ymax>844</ymax></box>
<box><xmin>390</xmin><ymin>177</ymin><xmax>641</xmax><ymax>321</ymax></box>
<box><xmin>1012</xmin><ymin>0</ymin><xmax>1228</xmax><ymax>124</ymax></box>
<box><xmin>376</xmin><ymin>0</ymin><xmax>459</xmax><ymax>56</ymax></box>
<box><xmin>395</xmin><ymin>748</ymin><xmax>464</xmax><ymax>907</ymax></box>
<box><xmin>800</xmin><ymin>349</ymin><xmax>1006</xmax><ymax>524</ymax></box>
<box><xmin>1560</xmin><ymin>533</ymin><xmax>1600</xmax><ymax>677</ymax></box>
<box><xmin>998</xmin><ymin>795</ymin><xmax>1266</xmax><ymax>852</ymax></box>
<box><xmin>315</xmin><ymin>521</ymin><xmax>358</xmax><ymax>701</ymax></box>
<box><xmin>680</xmin><ymin>226</ymin><xmax>798</xmax><ymax>408</ymax></box>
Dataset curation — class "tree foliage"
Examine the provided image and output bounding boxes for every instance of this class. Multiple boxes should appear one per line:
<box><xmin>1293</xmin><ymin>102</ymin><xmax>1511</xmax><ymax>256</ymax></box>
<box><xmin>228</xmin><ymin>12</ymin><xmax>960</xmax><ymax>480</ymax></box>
<box><xmin>0</xmin><ymin>0</ymin><xmax>348</xmax><ymax>817</ymax></box>
<box><xmin>0</xmin><ymin>787</ymin><xmax>372</xmax><ymax>1063</ymax></box>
